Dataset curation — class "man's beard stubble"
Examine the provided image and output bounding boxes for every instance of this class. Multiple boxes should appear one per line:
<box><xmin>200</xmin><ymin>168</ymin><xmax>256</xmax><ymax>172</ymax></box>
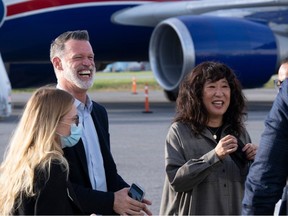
<box><xmin>63</xmin><ymin>66</ymin><xmax>95</xmax><ymax>90</ymax></box>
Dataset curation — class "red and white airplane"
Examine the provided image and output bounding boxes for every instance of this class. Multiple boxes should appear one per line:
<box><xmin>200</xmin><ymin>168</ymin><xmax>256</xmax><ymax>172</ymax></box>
<box><xmin>0</xmin><ymin>0</ymin><xmax>288</xmax><ymax>116</ymax></box>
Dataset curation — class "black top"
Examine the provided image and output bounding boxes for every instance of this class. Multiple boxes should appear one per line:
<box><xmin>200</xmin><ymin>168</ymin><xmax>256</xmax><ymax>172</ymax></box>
<box><xmin>14</xmin><ymin>162</ymin><xmax>83</xmax><ymax>215</ymax></box>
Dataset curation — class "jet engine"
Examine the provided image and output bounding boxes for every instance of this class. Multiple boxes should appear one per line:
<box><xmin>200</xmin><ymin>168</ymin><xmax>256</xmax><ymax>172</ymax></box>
<box><xmin>149</xmin><ymin>16</ymin><xmax>279</xmax><ymax>101</ymax></box>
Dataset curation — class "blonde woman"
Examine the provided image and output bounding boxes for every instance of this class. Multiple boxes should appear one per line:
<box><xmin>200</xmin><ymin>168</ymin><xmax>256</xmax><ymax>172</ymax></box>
<box><xmin>0</xmin><ymin>87</ymin><xmax>83</xmax><ymax>215</ymax></box>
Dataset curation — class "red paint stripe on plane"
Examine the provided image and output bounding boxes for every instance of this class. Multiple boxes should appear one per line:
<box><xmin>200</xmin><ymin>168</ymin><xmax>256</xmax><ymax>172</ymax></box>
<box><xmin>7</xmin><ymin>0</ymin><xmax>153</xmax><ymax>16</ymax></box>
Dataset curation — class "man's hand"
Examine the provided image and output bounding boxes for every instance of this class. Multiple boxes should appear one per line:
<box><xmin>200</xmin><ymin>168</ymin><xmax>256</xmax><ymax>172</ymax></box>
<box><xmin>113</xmin><ymin>187</ymin><xmax>152</xmax><ymax>215</ymax></box>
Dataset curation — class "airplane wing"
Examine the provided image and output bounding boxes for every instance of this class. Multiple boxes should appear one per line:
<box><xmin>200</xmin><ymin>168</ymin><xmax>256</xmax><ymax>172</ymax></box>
<box><xmin>113</xmin><ymin>0</ymin><xmax>288</xmax><ymax>100</ymax></box>
<box><xmin>113</xmin><ymin>0</ymin><xmax>288</xmax><ymax>27</ymax></box>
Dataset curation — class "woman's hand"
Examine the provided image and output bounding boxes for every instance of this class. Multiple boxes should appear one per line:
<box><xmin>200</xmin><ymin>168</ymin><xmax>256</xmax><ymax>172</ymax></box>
<box><xmin>242</xmin><ymin>143</ymin><xmax>258</xmax><ymax>160</ymax></box>
<box><xmin>215</xmin><ymin>135</ymin><xmax>238</xmax><ymax>160</ymax></box>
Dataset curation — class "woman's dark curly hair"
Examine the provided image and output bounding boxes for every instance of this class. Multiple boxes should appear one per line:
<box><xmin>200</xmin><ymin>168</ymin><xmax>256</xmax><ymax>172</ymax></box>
<box><xmin>174</xmin><ymin>61</ymin><xmax>247</xmax><ymax>136</ymax></box>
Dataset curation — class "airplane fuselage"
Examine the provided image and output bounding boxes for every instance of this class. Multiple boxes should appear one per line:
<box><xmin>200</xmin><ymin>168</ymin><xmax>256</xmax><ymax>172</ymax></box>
<box><xmin>1</xmin><ymin>0</ymin><xmax>155</xmax><ymax>63</ymax></box>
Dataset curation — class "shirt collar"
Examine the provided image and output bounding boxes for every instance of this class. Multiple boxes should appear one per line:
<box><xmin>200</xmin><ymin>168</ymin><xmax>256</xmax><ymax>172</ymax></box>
<box><xmin>75</xmin><ymin>95</ymin><xmax>93</xmax><ymax>113</ymax></box>
<box><xmin>57</xmin><ymin>84</ymin><xmax>93</xmax><ymax>112</ymax></box>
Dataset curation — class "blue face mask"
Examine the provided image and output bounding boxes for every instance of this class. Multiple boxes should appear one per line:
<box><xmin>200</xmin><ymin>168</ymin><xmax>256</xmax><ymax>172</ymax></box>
<box><xmin>59</xmin><ymin>123</ymin><xmax>82</xmax><ymax>148</ymax></box>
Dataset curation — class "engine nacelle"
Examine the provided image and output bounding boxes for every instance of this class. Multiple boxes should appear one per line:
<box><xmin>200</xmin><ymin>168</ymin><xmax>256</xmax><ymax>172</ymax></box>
<box><xmin>149</xmin><ymin>15</ymin><xmax>278</xmax><ymax>94</ymax></box>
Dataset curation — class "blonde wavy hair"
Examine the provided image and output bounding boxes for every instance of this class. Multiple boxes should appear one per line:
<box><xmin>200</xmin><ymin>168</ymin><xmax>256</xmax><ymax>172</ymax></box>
<box><xmin>0</xmin><ymin>86</ymin><xmax>74</xmax><ymax>215</ymax></box>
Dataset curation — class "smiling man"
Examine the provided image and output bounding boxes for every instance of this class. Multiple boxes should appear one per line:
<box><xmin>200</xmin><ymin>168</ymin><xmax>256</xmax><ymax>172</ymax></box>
<box><xmin>50</xmin><ymin>30</ymin><xmax>152</xmax><ymax>215</ymax></box>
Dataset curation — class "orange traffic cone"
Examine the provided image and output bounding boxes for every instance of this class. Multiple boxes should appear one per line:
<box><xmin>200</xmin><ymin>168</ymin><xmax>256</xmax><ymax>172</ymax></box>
<box><xmin>143</xmin><ymin>84</ymin><xmax>153</xmax><ymax>113</ymax></box>
<box><xmin>131</xmin><ymin>76</ymin><xmax>137</xmax><ymax>94</ymax></box>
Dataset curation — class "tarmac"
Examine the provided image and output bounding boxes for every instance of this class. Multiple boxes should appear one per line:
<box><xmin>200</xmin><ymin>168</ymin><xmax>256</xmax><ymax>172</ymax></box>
<box><xmin>0</xmin><ymin>88</ymin><xmax>278</xmax><ymax>214</ymax></box>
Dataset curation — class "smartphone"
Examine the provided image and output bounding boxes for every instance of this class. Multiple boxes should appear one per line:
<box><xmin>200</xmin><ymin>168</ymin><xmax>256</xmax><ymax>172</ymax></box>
<box><xmin>128</xmin><ymin>183</ymin><xmax>145</xmax><ymax>202</ymax></box>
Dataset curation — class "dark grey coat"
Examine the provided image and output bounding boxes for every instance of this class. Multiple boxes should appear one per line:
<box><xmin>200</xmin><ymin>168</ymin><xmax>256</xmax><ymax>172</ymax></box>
<box><xmin>160</xmin><ymin>122</ymin><xmax>251</xmax><ymax>215</ymax></box>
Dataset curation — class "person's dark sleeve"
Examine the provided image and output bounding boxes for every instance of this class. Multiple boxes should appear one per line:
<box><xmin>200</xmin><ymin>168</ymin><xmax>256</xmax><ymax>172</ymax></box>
<box><xmin>242</xmin><ymin>79</ymin><xmax>288</xmax><ymax>215</ymax></box>
<box><xmin>71</xmin><ymin>183</ymin><xmax>117</xmax><ymax>215</ymax></box>
<box><xmin>34</xmin><ymin>163</ymin><xmax>71</xmax><ymax>214</ymax></box>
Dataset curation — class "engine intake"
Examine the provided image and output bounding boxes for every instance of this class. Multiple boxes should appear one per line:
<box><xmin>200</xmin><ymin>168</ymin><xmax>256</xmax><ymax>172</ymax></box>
<box><xmin>149</xmin><ymin>15</ymin><xmax>278</xmax><ymax>93</ymax></box>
